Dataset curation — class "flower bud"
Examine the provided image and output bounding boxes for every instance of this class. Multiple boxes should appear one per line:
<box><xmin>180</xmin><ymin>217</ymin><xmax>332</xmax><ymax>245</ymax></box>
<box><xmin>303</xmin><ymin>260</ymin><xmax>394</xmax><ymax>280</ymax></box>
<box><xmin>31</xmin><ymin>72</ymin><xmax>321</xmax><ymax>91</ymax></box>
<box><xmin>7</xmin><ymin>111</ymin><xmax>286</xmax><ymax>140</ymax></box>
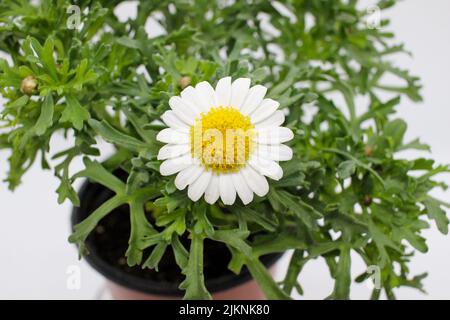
<box><xmin>364</xmin><ymin>144</ymin><xmax>374</xmax><ymax>157</ymax></box>
<box><xmin>20</xmin><ymin>75</ymin><xmax>38</xmax><ymax>95</ymax></box>
<box><xmin>179</xmin><ymin>76</ymin><xmax>191</xmax><ymax>89</ymax></box>
<box><xmin>363</xmin><ymin>195</ymin><xmax>373</xmax><ymax>206</ymax></box>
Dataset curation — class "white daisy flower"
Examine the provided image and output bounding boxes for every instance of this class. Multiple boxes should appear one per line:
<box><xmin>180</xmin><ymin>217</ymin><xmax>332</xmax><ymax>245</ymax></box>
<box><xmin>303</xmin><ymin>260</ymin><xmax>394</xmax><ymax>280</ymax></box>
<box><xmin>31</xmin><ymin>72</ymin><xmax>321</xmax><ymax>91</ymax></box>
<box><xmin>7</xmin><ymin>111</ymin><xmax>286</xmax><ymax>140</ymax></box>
<box><xmin>156</xmin><ymin>77</ymin><xmax>294</xmax><ymax>205</ymax></box>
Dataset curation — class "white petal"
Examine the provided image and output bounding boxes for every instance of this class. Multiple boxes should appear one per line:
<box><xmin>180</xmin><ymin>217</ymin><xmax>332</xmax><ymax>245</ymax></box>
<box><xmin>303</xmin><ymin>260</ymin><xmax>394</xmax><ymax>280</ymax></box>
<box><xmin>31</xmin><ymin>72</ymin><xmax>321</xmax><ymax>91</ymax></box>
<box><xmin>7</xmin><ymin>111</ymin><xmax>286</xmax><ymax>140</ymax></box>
<box><xmin>257</xmin><ymin>144</ymin><xmax>293</xmax><ymax>161</ymax></box>
<box><xmin>161</xmin><ymin>111</ymin><xmax>189</xmax><ymax>133</ymax></box>
<box><xmin>256</xmin><ymin>127</ymin><xmax>294</xmax><ymax>144</ymax></box>
<box><xmin>215</xmin><ymin>77</ymin><xmax>232</xmax><ymax>107</ymax></box>
<box><xmin>156</xmin><ymin>128</ymin><xmax>190</xmax><ymax>144</ymax></box>
<box><xmin>230</xmin><ymin>78</ymin><xmax>251</xmax><ymax>109</ymax></box>
<box><xmin>241</xmin><ymin>165</ymin><xmax>269</xmax><ymax>197</ymax></box>
<box><xmin>188</xmin><ymin>170</ymin><xmax>212</xmax><ymax>202</ymax></box>
<box><xmin>169</xmin><ymin>96</ymin><xmax>196</xmax><ymax>125</ymax></box>
<box><xmin>160</xmin><ymin>155</ymin><xmax>193</xmax><ymax>176</ymax></box>
<box><xmin>248</xmin><ymin>156</ymin><xmax>283</xmax><ymax>181</ymax></box>
<box><xmin>250</xmin><ymin>99</ymin><xmax>279</xmax><ymax>123</ymax></box>
<box><xmin>204</xmin><ymin>174</ymin><xmax>220</xmax><ymax>204</ymax></box>
<box><xmin>180</xmin><ymin>86</ymin><xmax>207</xmax><ymax>113</ymax></box>
<box><xmin>240</xmin><ymin>85</ymin><xmax>267</xmax><ymax>115</ymax></box>
<box><xmin>175</xmin><ymin>165</ymin><xmax>204</xmax><ymax>190</ymax></box>
<box><xmin>157</xmin><ymin>144</ymin><xmax>190</xmax><ymax>160</ymax></box>
<box><xmin>219</xmin><ymin>174</ymin><xmax>236</xmax><ymax>205</ymax></box>
<box><xmin>255</xmin><ymin>110</ymin><xmax>285</xmax><ymax>128</ymax></box>
<box><xmin>231</xmin><ymin>172</ymin><xmax>254</xmax><ymax>205</ymax></box>
<box><xmin>196</xmin><ymin>81</ymin><xmax>218</xmax><ymax>108</ymax></box>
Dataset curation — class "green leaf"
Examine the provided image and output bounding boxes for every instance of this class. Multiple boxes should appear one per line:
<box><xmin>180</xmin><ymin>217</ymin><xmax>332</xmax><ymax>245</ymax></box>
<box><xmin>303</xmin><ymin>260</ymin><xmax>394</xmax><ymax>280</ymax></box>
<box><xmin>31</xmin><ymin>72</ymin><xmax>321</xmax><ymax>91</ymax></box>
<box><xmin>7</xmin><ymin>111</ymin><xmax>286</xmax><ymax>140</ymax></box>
<box><xmin>56</xmin><ymin>176</ymin><xmax>80</xmax><ymax>206</ymax></box>
<box><xmin>252</xmin><ymin>232</ymin><xmax>307</xmax><ymax>257</ymax></box>
<box><xmin>269</xmin><ymin>189</ymin><xmax>322</xmax><ymax>229</ymax></box>
<box><xmin>34</xmin><ymin>94</ymin><xmax>54</xmax><ymax>135</ymax></box>
<box><xmin>88</xmin><ymin>119</ymin><xmax>147</xmax><ymax>152</ymax></box>
<box><xmin>180</xmin><ymin>233</ymin><xmax>212</xmax><ymax>300</ymax></box>
<box><xmin>30</xmin><ymin>37</ymin><xmax>58</xmax><ymax>80</ymax></box>
<box><xmin>142</xmin><ymin>242</ymin><xmax>168</xmax><ymax>271</ymax></box>
<box><xmin>332</xmin><ymin>246</ymin><xmax>351</xmax><ymax>300</ymax></box>
<box><xmin>244</xmin><ymin>256</ymin><xmax>291</xmax><ymax>300</ymax></box>
<box><xmin>69</xmin><ymin>195</ymin><xmax>127</xmax><ymax>257</ymax></box>
<box><xmin>337</xmin><ymin>160</ymin><xmax>357</xmax><ymax>179</ymax></box>
<box><xmin>126</xmin><ymin>197</ymin><xmax>158</xmax><ymax>266</ymax></box>
<box><xmin>172</xmin><ymin>234</ymin><xmax>189</xmax><ymax>270</ymax></box>
<box><xmin>358</xmin><ymin>96</ymin><xmax>400</xmax><ymax>124</ymax></box>
<box><xmin>191</xmin><ymin>203</ymin><xmax>214</xmax><ymax>236</ymax></box>
<box><xmin>69</xmin><ymin>59</ymin><xmax>98</xmax><ymax>90</ymax></box>
<box><xmin>395</xmin><ymin>223</ymin><xmax>428</xmax><ymax>253</ymax></box>
<box><xmin>8</xmin><ymin>95</ymin><xmax>29</xmax><ymax>109</ymax></box>
<box><xmin>209</xmin><ymin>229</ymin><xmax>252</xmax><ymax>258</ymax></box>
<box><xmin>368</xmin><ymin>219</ymin><xmax>402</xmax><ymax>267</ymax></box>
<box><xmin>424</xmin><ymin>198</ymin><xmax>449</xmax><ymax>235</ymax></box>
<box><xmin>60</xmin><ymin>95</ymin><xmax>90</xmax><ymax>130</ymax></box>
<box><xmin>384</xmin><ymin>119</ymin><xmax>407</xmax><ymax>149</ymax></box>
<box><xmin>116</xmin><ymin>37</ymin><xmax>143</xmax><ymax>49</ymax></box>
<box><xmin>309</xmin><ymin>242</ymin><xmax>342</xmax><ymax>258</ymax></box>
<box><xmin>236</xmin><ymin>207</ymin><xmax>277</xmax><ymax>232</ymax></box>
<box><xmin>322</xmin><ymin>148</ymin><xmax>385</xmax><ymax>186</ymax></box>
<box><xmin>398</xmin><ymin>138</ymin><xmax>431</xmax><ymax>152</ymax></box>
<box><xmin>282</xmin><ymin>250</ymin><xmax>307</xmax><ymax>295</ymax></box>
<box><xmin>154</xmin><ymin>193</ymin><xmax>189</xmax><ymax>213</ymax></box>
<box><xmin>74</xmin><ymin>158</ymin><xmax>126</xmax><ymax>195</ymax></box>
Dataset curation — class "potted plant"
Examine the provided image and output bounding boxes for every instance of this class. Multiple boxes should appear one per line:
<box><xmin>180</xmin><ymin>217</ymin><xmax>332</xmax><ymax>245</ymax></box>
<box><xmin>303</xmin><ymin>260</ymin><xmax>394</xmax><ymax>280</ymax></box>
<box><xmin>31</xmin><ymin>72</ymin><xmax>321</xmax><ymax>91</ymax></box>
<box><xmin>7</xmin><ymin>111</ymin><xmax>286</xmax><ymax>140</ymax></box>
<box><xmin>0</xmin><ymin>0</ymin><xmax>448</xmax><ymax>300</ymax></box>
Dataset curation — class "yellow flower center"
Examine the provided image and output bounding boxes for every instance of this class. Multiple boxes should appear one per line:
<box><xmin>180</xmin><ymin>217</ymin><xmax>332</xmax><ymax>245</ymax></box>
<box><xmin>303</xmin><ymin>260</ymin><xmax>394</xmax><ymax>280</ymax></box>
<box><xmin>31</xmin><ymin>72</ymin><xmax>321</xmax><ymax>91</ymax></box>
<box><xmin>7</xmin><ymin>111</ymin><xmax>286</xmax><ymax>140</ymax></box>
<box><xmin>190</xmin><ymin>107</ymin><xmax>255</xmax><ymax>173</ymax></box>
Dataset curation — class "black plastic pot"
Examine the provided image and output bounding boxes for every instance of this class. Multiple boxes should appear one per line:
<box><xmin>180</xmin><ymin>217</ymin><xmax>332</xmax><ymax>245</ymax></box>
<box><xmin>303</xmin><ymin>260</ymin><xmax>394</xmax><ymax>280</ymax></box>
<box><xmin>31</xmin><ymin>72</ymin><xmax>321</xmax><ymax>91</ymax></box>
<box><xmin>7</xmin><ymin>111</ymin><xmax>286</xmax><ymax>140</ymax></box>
<box><xmin>71</xmin><ymin>177</ymin><xmax>282</xmax><ymax>299</ymax></box>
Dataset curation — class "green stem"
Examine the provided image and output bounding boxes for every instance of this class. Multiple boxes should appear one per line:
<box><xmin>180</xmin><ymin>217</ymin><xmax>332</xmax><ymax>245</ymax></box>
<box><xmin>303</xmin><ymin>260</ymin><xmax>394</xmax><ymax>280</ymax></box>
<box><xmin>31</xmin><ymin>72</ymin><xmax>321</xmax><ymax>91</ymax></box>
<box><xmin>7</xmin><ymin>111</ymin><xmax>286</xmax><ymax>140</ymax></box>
<box><xmin>282</xmin><ymin>250</ymin><xmax>307</xmax><ymax>295</ymax></box>
<box><xmin>69</xmin><ymin>194</ymin><xmax>127</xmax><ymax>256</ymax></box>
<box><xmin>244</xmin><ymin>256</ymin><xmax>291</xmax><ymax>300</ymax></box>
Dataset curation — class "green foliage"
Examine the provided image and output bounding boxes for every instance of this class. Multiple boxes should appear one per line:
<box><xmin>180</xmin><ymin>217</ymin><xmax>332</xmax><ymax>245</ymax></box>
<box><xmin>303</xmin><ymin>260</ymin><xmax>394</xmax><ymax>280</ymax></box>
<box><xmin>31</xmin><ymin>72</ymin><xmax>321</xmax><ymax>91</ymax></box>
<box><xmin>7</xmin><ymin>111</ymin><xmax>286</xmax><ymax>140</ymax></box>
<box><xmin>0</xmin><ymin>0</ymin><xmax>449</xmax><ymax>300</ymax></box>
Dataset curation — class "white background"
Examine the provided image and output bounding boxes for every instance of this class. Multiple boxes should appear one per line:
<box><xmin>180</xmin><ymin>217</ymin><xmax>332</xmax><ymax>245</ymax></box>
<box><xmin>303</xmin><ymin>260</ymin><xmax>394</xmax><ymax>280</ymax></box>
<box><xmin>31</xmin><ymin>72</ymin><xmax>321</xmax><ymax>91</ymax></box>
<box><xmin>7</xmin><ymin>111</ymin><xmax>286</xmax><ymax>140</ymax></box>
<box><xmin>0</xmin><ymin>0</ymin><xmax>449</xmax><ymax>299</ymax></box>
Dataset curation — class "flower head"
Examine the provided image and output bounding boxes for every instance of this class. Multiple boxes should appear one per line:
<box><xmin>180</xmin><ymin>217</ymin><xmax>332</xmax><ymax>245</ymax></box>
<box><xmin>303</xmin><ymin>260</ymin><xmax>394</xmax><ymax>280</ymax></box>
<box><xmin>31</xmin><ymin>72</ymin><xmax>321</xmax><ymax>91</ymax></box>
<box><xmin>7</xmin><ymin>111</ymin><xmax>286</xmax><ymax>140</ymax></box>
<box><xmin>157</xmin><ymin>77</ymin><xmax>294</xmax><ymax>205</ymax></box>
